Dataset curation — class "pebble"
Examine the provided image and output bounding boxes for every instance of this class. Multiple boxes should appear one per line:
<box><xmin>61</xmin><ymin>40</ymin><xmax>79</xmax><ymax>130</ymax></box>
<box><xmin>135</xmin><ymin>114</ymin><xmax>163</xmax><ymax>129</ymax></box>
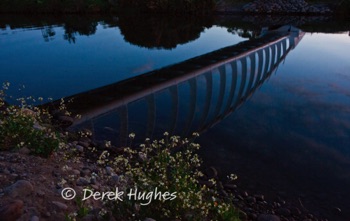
<box><xmin>332</xmin><ymin>207</ymin><xmax>342</xmax><ymax>213</ymax></box>
<box><xmin>72</xmin><ymin>169</ymin><xmax>81</xmax><ymax>175</ymax></box>
<box><xmin>205</xmin><ymin>166</ymin><xmax>218</xmax><ymax>179</ymax></box>
<box><xmin>52</xmin><ymin>201</ymin><xmax>68</xmax><ymax>210</ymax></box>
<box><xmin>290</xmin><ymin>207</ymin><xmax>301</xmax><ymax>215</ymax></box>
<box><xmin>78</xmin><ymin>141</ymin><xmax>90</xmax><ymax>148</ymax></box>
<box><xmin>75</xmin><ymin>145</ymin><xmax>84</xmax><ymax>153</ymax></box>
<box><xmin>18</xmin><ymin>147</ymin><xmax>31</xmax><ymax>155</ymax></box>
<box><xmin>57</xmin><ymin>115</ymin><xmax>74</xmax><ymax>126</ymax></box>
<box><xmin>81</xmin><ymin>168</ymin><xmax>91</xmax><ymax>177</ymax></box>
<box><xmin>258</xmin><ymin>214</ymin><xmax>281</xmax><ymax>221</ymax></box>
<box><xmin>30</xmin><ymin>215</ymin><xmax>40</xmax><ymax>221</ymax></box>
<box><xmin>36</xmin><ymin>190</ymin><xmax>45</xmax><ymax>197</ymax></box>
<box><xmin>255</xmin><ymin>194</ymin><xmax>265</xmax><ymax>201</ymax></box>
<box><xmin>246</xmin><ymin>196</ymin><xmax>256</xmax><ymax>204</ymax></box>
<box><xmin>277</xmin><ymin>208</ymin><xmax>291</xmax><ymax>216</ymax></box>
<box><xmin>0</xmin><ymin>200</ymin><xmax>24</xmax><ymax>221</ymax></box>
<box><xmin>76</xmin><ymin>177</ymin><xmax>90</xmax><ymax>186</ymax></box>
<box><xmin>224</xmin><ymin>184</ymin><xmax>237</xmax><ymax>191</ymax></box>
<box><xmin>4</xmin><ymin>180</ymin><xmax>34</xmax><ymax>198</ymax></box>
<box><xmin>105</xmin><ymin>166</ymin><xmax>113</xmax><ymax>175</ymax></box>
<box><xmin>111</xmin><ymin>175</ymin><xmax>120</xmax><ymax>183</ymax></box>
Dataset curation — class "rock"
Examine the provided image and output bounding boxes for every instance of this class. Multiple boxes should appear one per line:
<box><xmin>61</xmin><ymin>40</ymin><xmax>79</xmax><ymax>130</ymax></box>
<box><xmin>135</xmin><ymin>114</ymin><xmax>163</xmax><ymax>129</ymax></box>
<box><xmin>91</xmin><ymin>184</ymin><xmax>99</xmax><ymax>190</ymax></box>
<box><xmin>236</xmin><ymin>194</ymin><xmax>244</xmax><ymax>200</ymax></box>
<box><xmin>239</xmin><ymin>210</ymin><xmax>248</xmax><ymax>220</ymax></box>
<box><xmin>78</xmin><ymin>141</ymin><xmax>90</xmax><ymax>148</ymax></box>
<box><xmin>2</xmin><ymin>168</ymin><xmax>10</xmax><ymax>175</ymax></box>
<box><xmin>30</xmin><ymin>215</ymin><xmax>40</xmax><ymax>221</ymax></box>
<box><xmin>76</xmin><ymin>177</ymin><xmax>90</xmax><ymax>186</ymax></box>
<box><xmin>75</xmin><ymin>145</ymin><xmax>84</xmax><ymax>153</ymax></box>
<box><xmin>82</xmin><ymin>214</ymin><xmax>95</xmax><ymax>221</ymax></box>
<box><xmin>290</xmin><ymin>207</ymin><xmax>301</xmax><ymax>215</ymax></box>
<box><xmin>33</xmin><ymin>122</ymin><xmax>44</xmax><ymax>130</ymax></box>
<box><xmin>246</xmin><ymin>196</ymin><xmax>256</xmax><ymax>204</ymax></box>
<box><xmin>72</xmin><ymin>169</ymin><xmax>81</xmax><ymax>175</ymax></box>
<box><xmin>224</xmin><ymin>184</ymin><xmax>237</xmax><ymax>191</ymax></box>
<box><xmin>36</xmin><ymin>190</ymin><xmax>45</xmax><ymax>197</ymax></box>
<box><xmin>111</xmin><ymin>175</ymin><xmax>119</xmax><ymax>183</ymax></box>
<box><xmin>258</xmin><ymin>214</ymin><xmax>281</xmax><ymax>221</ymax></box>
<box><xmin>21</xmin><ymin>108</ymin><xmax>36</xmax><ymax>117</ymax></box>
<box><xmin>18</xmin><ymin>147</ymin><xmax>31</xmax><ymax>155</ymax></box>
<box><xmin>105</xmin><ymin>166</ymin><xmax>113</xmax><ymax>175</ymax></box>
<box><xmin>4</xmin><ymin>180</ymin><xmax>34</xmax><ymax>198</ymax></box>
<box><xmin>90</xmin><ymin>177</ymin><xmax>97</xmax><ymax>184</ymax></box>
<box><xmin>52</xmin><ymin>170</ymin><xmax>60</xmax><ymax>177</ymax></box>
<box><xmin>81</xmin><ymin>168</ymin><xmax>91</xmax><ymax>177</ymax></box>
<box><xmin>57</xmin><ymin>115</ymin><xmax>74</xmax><ymax>127</ymax></box>
<box><xmin>0</xmin><ymin>200</ymin><xmax>24</xmax><ymax>221</ymax></box>
<box><xmin>255</xmin><ymin>194</ymin><xmax>265</xmax><ymax>201</ymax></box>
<box><xmin>52</xmin><ymin>201</ymin><xmax>68</xmax><ymax>210</ymax></box>
<box><xmin>277</xmin><ymin>208</ymin><xmax>291</xmax><ymax>216</ymax></box>
<box><xmin>205</xmin><ymin>167</ymin><xmax>218</xmax><ymax>179</ymax></box>
<box><xmin>332</xmin><ymin>207</ymin><xmax>342</xmax><ymax>213</ymax></box>
<box><xmin>198</xmin><ymin>180</ymin><xmax>215</xmax><ymax>188</ymax></box>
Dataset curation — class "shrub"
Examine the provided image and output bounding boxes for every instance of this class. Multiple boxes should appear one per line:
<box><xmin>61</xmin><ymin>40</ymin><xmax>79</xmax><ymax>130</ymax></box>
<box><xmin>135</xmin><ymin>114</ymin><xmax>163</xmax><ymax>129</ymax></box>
<box><xmin>0</xmin><ymin>82</ymin><xmax>64</xmax><ymax>157</ymax></box>
<box><xmin>97</xmin><ymin>132</ymin><xmax>240</xmax><ymax>221</ymax></box>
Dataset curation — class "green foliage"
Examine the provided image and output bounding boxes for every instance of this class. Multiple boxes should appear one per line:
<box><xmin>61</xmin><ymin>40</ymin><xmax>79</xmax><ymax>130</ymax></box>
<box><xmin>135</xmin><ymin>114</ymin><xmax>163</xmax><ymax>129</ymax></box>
<box><xmin>65</xmin><ymin>197</ymin><xmax>91</xmax><ymax>221</ymax></box>
<box><xmin>98</xmin><ymin>133</ymin><xmax>240</xmax><ymax>221</ymax></box>
<box><xmin>0</xmin><ymin>82</ymin><xmax>63</xmax><ymax>157</ymax></box>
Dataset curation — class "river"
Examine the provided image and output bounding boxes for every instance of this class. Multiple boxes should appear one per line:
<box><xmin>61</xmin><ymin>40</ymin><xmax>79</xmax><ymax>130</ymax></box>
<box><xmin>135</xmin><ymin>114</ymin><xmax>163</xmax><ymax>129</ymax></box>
<box><xmin>1</xmin><ymin>14</ymin><xmax>349</xmax><ymax>220</ymax></box>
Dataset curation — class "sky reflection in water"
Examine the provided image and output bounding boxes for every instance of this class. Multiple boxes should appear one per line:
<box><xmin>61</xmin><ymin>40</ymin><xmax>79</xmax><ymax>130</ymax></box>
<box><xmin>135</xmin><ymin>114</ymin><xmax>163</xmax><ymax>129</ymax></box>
<box><xmin>1</xmin><ymin>17</ymin><xmax>350</xmax><ymax>220</ymax></box>
<box><xmin>198</xmin><ymin>32</ymin><xmax>350</xmax><ymax>220</ymax></box>
<box><xmin>0</xmin><ymin>24</ymin><xmax>244</xmax><ymax>100</ymax></box>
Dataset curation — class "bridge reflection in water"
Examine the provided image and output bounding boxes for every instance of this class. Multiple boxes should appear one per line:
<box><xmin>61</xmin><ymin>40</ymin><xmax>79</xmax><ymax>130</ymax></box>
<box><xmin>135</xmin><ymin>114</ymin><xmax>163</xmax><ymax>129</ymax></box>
<box><xmin>60</xmin><ymin>26</ymin><xmax>304</xmax><ymax>145</ymax></box>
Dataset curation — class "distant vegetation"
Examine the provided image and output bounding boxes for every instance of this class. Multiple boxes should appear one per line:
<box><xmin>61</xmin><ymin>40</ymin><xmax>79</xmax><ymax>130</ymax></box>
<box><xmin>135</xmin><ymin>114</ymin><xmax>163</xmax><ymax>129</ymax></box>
<box><xmin>0</xmin><ymin>0</ymin><xmax>112</xmax><ymax>13</ymax></box>
<box><xmin>0</xmin><ymin>0</ymin><xmax>215</xmax><ymax>13</ymax></box>
<box><xmin>117</xmin><ymin>0</ymin><xmax>215</xmax><ymax>13</ymax></box>
<box><xmin>0</xmin><ymin>0</ymin><xmax>348</xmax><ymax>16</ymax></box>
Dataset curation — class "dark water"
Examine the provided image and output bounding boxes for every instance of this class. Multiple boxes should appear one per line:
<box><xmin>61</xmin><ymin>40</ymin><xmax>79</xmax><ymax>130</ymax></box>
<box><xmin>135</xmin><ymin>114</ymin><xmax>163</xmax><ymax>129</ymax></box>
<box><xmin>1</xmin><ymin>14</ymin><xmax>350</xmax><ymax>220</ymax></box>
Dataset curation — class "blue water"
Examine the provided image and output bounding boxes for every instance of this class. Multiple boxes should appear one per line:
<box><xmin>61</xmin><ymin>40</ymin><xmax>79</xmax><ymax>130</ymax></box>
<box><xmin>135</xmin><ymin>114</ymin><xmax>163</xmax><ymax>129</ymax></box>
<box><xmin>0</xmin><ymin>22</ymin><xmax>245</xmax><ymax>100</ymax></box>
<box><xmin>198</xmin><ymin>32</ymin><xmax>350</xmax><ymax>219</ymax></box>
<box><xmin>1</xmin><ymin>15</ymin><xmax>350</xmax><ymax>220</ymax></box>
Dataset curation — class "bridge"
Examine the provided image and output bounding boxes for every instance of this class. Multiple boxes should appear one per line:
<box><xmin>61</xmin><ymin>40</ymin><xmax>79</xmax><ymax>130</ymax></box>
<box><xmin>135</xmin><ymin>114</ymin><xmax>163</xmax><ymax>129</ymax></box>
<box><xmin>50</xmin><ymin>25</ymin><xmax>304</xmax><ymax>145</ymax></box>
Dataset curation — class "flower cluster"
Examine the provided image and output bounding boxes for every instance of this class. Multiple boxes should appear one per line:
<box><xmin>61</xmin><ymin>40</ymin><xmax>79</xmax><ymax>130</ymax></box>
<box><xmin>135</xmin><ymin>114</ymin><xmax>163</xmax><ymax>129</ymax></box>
<box><xmin>99</xmin><ymin>132</ymin><xmax>240</xmax><ymax>221</ymax></box>
<box><xmin>0</xmin><ymin>82</ymin><xmax>66</xmax><ymax>157</ymax></box>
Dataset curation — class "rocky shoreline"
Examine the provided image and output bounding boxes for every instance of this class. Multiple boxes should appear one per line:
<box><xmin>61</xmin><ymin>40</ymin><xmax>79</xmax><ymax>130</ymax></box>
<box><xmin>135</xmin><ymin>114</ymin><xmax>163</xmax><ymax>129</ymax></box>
<box><xmin>0</xmin><ymin>135</ymin><xmax>330</xmax><ymax>221</ymax></box>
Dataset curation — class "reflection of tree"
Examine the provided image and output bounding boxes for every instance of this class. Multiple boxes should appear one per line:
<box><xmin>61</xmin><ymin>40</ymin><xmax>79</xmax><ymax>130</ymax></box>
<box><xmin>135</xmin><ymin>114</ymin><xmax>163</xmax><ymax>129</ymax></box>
<box><xmin>63</xmin><ymin>17</ymin><xmax>98</xmax><ymax>44</ymax></box>
<box><xmin>41</xmin><ymin>26</ymin><xmax>56</xmax><ymax>42</ymax></box>
<box><xmin>227</xmin><ymin>28</ymin><xmax>259</xmax><ymax>39</ymax></box>
<box><xmin>118</xmin><ymin>14</ymin><xmax>213</xmax><ymax>49</ymax></box>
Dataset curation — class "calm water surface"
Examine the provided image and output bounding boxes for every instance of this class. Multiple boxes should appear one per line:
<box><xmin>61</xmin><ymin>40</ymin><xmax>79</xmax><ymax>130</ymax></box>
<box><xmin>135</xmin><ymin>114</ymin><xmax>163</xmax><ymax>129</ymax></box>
<box><xmin>0</xmin><ymin>16</ymin><xmax>245</xmax><ymax>99</ymax></box>
<box><xmin>1</xmin><ymin>15</ymin><xmax>350</xmax><ymax>220</ymax></box>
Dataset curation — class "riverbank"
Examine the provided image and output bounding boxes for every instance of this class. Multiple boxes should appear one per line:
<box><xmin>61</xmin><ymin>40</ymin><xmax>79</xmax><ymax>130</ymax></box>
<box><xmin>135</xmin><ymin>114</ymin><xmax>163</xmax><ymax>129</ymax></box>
<box><xmin>0</xmin><ymin>138</ymin><xmax>329</xmax><ymax>221</ymax></box>
<box><xmin>0</xmin><ymin>99</ymin><xmax>329</xmax><ymax>221</ymax></box>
